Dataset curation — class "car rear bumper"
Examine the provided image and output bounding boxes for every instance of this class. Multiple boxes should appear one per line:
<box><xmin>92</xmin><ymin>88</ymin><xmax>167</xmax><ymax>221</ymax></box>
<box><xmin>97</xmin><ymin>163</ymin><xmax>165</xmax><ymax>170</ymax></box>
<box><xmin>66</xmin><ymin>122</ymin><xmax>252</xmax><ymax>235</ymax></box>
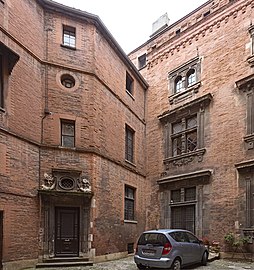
<box><xmin>134</xmin><ymin>254</ymin><xmax>172</xmax><ymax>268</ymax></box>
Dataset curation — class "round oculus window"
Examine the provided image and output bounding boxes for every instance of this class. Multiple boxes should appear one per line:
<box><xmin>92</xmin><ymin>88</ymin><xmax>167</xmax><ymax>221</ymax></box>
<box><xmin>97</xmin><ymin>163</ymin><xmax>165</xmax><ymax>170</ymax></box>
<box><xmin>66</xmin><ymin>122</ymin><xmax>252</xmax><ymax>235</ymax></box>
<box><xmin>59</xmin><ymin>178</ymin><xmax>75</xmax><ymax>190</ymax></box>
<box><xmin>61</xmin><ymin>74</ymin><xmax>75</xmax><ymax>89</ymax></box>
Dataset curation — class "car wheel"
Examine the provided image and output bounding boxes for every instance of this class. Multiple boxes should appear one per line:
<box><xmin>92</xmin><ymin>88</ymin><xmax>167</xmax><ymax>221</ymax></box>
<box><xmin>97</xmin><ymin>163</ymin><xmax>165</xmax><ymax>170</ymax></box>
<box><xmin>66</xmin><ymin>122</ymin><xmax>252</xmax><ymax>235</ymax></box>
<box><xmin>170</xmin><ymin>258</ymin><xmax>181</xmax><ymax>270</ymax></box>
<box><xmin>136</xmin><ymin>264</ymin><xmax>146</xmax><ymax>269</ymax></box>
<box><xmin>201</xmin><ymin>251</ymin><xmax>208</xmax><ymax>266</ymax></box>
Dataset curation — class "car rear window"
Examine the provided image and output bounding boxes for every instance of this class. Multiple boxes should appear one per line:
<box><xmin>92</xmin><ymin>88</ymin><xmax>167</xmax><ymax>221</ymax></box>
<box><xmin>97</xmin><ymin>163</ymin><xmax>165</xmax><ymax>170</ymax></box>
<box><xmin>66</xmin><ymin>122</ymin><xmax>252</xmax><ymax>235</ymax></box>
<box><xmin>138</xmin><ymin>233</ymin><xmax>168</xmax><ymax>246</ymax></box>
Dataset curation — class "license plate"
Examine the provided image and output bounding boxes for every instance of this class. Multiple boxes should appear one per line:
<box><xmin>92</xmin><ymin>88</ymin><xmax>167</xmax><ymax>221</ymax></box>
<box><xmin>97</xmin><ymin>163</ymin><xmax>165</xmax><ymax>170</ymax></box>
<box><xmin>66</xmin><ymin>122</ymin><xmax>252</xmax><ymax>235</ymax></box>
<box><xmin>142</xmin><ymin>249</ymin><xmax>155</xmax><ymax>255</ymax></box>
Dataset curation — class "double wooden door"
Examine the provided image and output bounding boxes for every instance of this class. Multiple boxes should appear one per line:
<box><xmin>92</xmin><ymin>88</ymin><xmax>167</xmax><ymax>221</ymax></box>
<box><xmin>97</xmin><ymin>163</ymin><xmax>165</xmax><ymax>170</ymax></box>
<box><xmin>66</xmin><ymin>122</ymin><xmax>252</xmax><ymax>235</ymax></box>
<box><xmin>55</xmin><ymin>207</ymin><xmax>79</xmax><ymax>257</ymax></box>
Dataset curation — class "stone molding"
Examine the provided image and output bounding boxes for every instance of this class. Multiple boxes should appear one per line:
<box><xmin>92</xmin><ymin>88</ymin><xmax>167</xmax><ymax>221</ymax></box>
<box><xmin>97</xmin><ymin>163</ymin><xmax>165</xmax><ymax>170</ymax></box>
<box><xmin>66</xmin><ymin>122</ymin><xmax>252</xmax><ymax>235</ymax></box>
<box><xmin>147</xmin><ymin>0</ymin><xmax>252</xmax><ymax>69</ymax></box>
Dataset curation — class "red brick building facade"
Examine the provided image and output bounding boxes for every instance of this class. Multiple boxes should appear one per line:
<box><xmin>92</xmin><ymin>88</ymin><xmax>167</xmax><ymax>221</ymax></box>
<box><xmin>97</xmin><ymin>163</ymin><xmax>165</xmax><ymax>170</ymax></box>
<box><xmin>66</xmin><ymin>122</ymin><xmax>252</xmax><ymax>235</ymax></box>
<box><xmin>129</xmin><ymin>0</ymin><xmax>254</xmax><ymax>257</ymax></box>
<box><xmin>1</xmin><ymin>0</ymin><xmax>254</xmax><ymax>269</ymax></box>
<box><xmin>0</xmin><ymin>0</ymin><xmax>148</xmax><ymax>269</ymax></box>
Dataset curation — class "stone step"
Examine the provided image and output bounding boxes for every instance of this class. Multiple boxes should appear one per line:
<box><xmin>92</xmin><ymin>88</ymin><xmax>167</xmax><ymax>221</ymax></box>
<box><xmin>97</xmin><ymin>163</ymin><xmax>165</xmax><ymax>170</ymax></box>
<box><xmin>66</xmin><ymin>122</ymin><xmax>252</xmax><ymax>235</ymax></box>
<box><xmin>36</xmin><ymin>259</ymin><xmax>93</xmax><ymax>268</ymax></box>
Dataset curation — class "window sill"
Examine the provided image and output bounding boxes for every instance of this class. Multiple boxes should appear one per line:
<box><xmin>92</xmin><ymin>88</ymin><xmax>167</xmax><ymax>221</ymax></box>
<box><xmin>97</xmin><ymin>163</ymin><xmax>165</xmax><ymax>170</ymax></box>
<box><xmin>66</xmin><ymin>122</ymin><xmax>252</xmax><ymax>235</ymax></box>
<box><xmin>0</xmin><ymin>107</ymin><xmax>5</xmax><ymax>113</ymax></box>
<box><xmin>169</xmin><ymin>81</ymin><xmax>201</xmax><ymax>105</ymax></box>
<box><xmin>60</xmin><ymin>44</ymin><xmax>76</xmax><ymax>50</ymax></box>
<box><xmin>125</xmin><ymin>159</ymin><xmax>136</xmax><ymax>167</ymax></box>
<box><xmin>126</xmin><ymin>90</ymin><xmax>135</xmax><ymax>100</ymax></box>
<box><xmin>124</xmin><ymin>220</ymin><xmax>137</xmax><ymax>224</ymax></box>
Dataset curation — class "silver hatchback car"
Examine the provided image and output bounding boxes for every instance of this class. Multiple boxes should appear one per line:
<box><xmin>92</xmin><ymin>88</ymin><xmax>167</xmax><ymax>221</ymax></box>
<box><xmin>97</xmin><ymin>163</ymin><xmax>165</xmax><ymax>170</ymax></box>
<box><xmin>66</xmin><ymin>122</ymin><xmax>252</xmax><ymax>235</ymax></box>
<box><xmin>134</xmin><ymin>229</ymin><xmax>208</xmax><ymax>270</ymax></box>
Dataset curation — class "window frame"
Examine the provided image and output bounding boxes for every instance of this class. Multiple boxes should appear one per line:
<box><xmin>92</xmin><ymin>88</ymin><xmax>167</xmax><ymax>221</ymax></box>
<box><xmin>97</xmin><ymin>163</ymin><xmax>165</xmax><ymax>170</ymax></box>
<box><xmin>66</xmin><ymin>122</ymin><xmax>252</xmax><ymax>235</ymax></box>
<box><xmin>124</xmin><ymin>185</ymin><xmax>136</xmax><ymax>221</ymax></box>
<box><xmin>168</xmin><ymin>57</ymin><xmax>201</xmax><ymax>102</ymax></box>
<box><xmin>125</xmin><ymin>124</ymin><xmax>135</xmax><ymax>163</ymax></box>
<box><xmin>61</xmin><ymin>119</ymin><xmax>75</xmax><ymax>148</ymax></box>
<box><xmin>126</xmin><ymin>72</ymin><xmax>134</xmax><ymax>95</ymax></box>
<box><xmin>138</xmin><ymin>53</ymin><xmax>147</xmax><ymax>69</ymax></box>
<box><xmin>62</xmin><ymin>25</ymin><xmax>76</xmax><ymax>48</ymax></box>
<box><xmin>171</xmin><ymin>115</ymin><xmax>198</xmax><ymax>157</ymax></box>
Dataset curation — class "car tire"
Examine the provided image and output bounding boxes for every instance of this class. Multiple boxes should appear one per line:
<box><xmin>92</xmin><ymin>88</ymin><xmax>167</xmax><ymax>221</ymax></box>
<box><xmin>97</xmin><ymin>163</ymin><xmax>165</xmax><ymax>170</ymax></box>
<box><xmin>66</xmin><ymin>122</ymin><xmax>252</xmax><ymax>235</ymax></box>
<box><xmin>136</xmin><ymin>264</ymin><xmax>146</xmax><ymax>269</ymax></box>
<box><xmin>201</xmin><ymin>251</ymin><xmax>208</xmax><ymax>266</ymax></box>
<box><xmin>170</xmin><ymin>258</ymin><xmax>181</xmax><ymax>270</ymax></box>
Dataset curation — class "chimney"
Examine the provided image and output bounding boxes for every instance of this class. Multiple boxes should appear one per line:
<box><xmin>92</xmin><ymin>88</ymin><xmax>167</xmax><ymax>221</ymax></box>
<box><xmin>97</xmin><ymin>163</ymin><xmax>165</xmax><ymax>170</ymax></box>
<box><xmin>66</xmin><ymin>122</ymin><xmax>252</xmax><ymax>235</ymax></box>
<box><xmin>151</xmin><ymin>13</ymin><xmax>169</xmax><ymax>37</ymax></box>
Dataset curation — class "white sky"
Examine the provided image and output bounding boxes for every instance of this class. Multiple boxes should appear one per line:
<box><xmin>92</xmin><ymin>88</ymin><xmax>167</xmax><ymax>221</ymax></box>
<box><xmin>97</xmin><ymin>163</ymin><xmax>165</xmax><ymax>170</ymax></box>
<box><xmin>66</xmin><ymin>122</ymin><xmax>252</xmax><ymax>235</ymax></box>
<box><xmin>54</xmin><ymin>0</ymin><xmax>208</xmax><ymax>53</ymax></box>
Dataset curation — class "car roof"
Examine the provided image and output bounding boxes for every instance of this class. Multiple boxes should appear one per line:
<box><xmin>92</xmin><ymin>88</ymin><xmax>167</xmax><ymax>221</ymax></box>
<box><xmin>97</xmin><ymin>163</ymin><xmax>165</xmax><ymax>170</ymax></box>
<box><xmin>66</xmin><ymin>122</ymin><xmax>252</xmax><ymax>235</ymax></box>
<box><xmin>141</xmin><ymin>229</ymin><xmax>192</xmax><ymax>234</ymax></box>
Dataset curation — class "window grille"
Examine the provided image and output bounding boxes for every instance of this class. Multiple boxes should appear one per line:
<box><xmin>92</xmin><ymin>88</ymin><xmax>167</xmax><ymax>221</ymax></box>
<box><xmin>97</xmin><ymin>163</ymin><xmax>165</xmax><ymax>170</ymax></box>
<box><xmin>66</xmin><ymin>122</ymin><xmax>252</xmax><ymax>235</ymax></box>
<box><xmin>61</xmin><ymin>120</ymin><xmax>75</xmax><ymax>147</ymax></box>
<box><xmin>125</xmin><ymin>125</ymin><xmax>134</xmax><ymax>163</ymax></box>
<box><xmin>63</xmin><ymin>25</ymin><xmax>76</xmax><ymax>48</ymax></box>
<box><xmin>125</xmin><ymin>186</ymin><xmax>135</xmax><ymax>220</ymax></box>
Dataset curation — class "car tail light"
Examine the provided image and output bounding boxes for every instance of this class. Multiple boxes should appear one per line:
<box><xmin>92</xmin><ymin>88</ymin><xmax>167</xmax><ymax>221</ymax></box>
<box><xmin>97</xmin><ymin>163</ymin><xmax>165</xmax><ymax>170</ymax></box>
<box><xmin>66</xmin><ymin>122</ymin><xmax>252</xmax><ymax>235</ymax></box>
<box><xmin>162</xmin><ymin>242</ymin><xmax>172</xmax><ymax>255</ymax></box>
<box><xmin>135</xmin><ymin>244</ymin><xmax>138</xmax><ymax>254</ymax></box>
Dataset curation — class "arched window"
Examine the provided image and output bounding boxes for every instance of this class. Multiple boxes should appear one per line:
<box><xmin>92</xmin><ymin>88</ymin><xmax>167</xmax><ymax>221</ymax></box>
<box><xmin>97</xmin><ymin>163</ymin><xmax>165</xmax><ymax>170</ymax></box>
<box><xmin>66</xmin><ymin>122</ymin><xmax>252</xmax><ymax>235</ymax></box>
<box><xmin>175</xmin><ymin>76</ymin><xmax>184</xmax><ymax>93</ymax></box>
<box><xmin>187</xmin><ymin>69</ymin><xmax>196</xmax><ymax>87</ymax></box>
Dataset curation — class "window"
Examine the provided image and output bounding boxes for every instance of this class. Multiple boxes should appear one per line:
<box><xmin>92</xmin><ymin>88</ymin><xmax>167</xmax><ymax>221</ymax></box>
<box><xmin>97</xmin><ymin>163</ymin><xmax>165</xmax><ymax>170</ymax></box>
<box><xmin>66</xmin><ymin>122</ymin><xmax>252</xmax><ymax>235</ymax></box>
<box><xmin>61</xmin><ymin>120</ymin><xmax>75</xmax><ymax>147</ymax></box>
<box><xmin>168</xmin><ymin>57</ymin><xmax>201</xmax><ymax>102</ymax></box>
<box><xmin>171</xmin><ymin>187</ymin><xmax>196</xmax><ymax>233</ymax></box>
<box><xmin>203</xmin><ymin>10</ymin><xmax>210</xmax><ymax>17</ymax></box>
<box><xmin>175</xmin><ymin>29</ymin><xmax>181</xmax><ymax>35</ymax></box>
<box><xmin>125</xmin><ymin>125</ymin><xmax>134</xmax><ymax>163</ymax></box>
<box><xmin>175</xmin><ymin>76</ymin><xmax>184</xmax><ymax>93</ymax></box>
<box><xmin>187</xmin><ymin>69</ymin><xmax>196</xmax><ymax>87</ymax></box>
<box><xmin>172</xmin><ymin>115</ymin><xmax>197</xmax><ymax>157</ymax></box>
<box><xmin>138</xmin><ymin>53</ymin><xmax>147</xmax><ymax>69</ymax></box>
<box><xmin>63</xmin><ymin>25</ymin><xmax>76</xmax><ymax>48</ymax></box>
<box><xmin>0</xmin><ymin>55</ymin><xmax>3</xmax><ymax>108</ymax></box>
<box><xmin>159</xmin><ymin>93</ymin><xmax>212</xmax><ymax>163</ymax></box>
<box><xmin>126</xmin><ymin>72</ymin><xmax>134</xmax><ymax>95</ymax></box>
<box><xmin>0</xmin><ymin>43</ymin><xmax>19</xmax><ymax>110</ymax></box>
<box><xmin>61</xmin><ymin>74</ymin><xmax>75</xmax><ymax>88</ymax></box>
<box><xmin>124</xmin><ymin>186</ymin><xmax>135</xmax><ymax>220</ymax></box>
<box><xmin>236</xmin><ymin>74</ymin><xmax>254</xmax><ymax>148</ymax></box>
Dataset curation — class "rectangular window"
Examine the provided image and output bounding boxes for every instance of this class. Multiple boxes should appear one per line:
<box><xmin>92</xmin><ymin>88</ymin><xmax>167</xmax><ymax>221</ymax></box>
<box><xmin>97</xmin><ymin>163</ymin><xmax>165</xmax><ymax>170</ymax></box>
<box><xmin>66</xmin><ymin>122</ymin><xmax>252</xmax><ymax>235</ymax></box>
<box><xmin>63</xmin><ymin>25</ymin><xmax>76</xmax><ymax>48</ymax></box>
<box><xmin>125</xmin><ymin>186</ymin><xmax>135</xmax><ymax>220</ymax></box>
<box><xmin>61</xmin><ymin>120</ymin><xmax>75</xmax><ymax>147</ymax></box>
<box><xmin>138</xmin><ymin>54</ymin><xmax>147</xmax><ymax>69</ymax></box>
<box><xmin>171</xmin><ymin>115</ymin><xmax>197</xmax><ymax>157</ymax></box>
<box><xmin>125</xmin><ymin>125</ymin><xmax>134</xmax><ymax>163</ymax></box>
<box><xmin>126</xmin><ymin>72</ymin><xmax>134</xmax><ymax>95</ymax></box>
<box><xmin>0</xmin><ymin>55</ymin><xmax>3</xmax><ymax>108</ymax></box>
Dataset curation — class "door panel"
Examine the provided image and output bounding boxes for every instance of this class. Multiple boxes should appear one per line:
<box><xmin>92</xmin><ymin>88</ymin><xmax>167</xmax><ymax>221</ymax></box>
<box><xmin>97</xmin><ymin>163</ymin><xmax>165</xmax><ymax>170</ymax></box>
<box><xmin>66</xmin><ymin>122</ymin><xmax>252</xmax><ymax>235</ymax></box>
<box><xmin>55</xmin><ymin>207</ymin><xmax>79</xmax><ymax>256</ymax></box>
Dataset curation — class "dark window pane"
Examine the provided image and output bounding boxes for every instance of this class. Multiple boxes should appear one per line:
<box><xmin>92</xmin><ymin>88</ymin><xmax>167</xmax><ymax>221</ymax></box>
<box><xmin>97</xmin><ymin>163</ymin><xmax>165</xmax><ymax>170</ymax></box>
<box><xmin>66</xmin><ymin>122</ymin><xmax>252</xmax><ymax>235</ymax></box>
<box><xmin>185</xmin><ymin>187</ymin><xmax>196</xmax><ymax>201</ymax></box>
<box><xmin>171</xmin><ymin>189</ymin><xmax>181</xmax><ymax>203</ymax></box>
<box><xmin>126</xmin><ymin>73</ymin><xmax>134</xmax><ymax>94</ymax></box>
<box><xmin>138</xmin><ymin>54</ymin><xmax>146</xmax><ymax>69</ymax></box>
<box><xmin>125</xmin><ymin>186</ymin><xmax>135</xmax><ymax>220</ymax></box>
<box><xmin>125</xmin><ymin>126</ymin><xmax>134</xmax><ymax>162</ymax></box>
<box><xmin>61</xmin><ymin>120</ymin><xmax>75</xmax><ymax>147</ymax></box>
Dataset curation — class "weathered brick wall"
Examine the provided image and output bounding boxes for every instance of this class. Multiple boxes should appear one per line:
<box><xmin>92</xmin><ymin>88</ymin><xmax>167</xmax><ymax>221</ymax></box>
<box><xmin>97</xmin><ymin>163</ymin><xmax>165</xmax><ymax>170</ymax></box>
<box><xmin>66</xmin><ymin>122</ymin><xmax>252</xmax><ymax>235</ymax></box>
<box><xmin>130</xmin><ymin>0</ymin><xmax>253</xmax><ymax>242</ymax></box>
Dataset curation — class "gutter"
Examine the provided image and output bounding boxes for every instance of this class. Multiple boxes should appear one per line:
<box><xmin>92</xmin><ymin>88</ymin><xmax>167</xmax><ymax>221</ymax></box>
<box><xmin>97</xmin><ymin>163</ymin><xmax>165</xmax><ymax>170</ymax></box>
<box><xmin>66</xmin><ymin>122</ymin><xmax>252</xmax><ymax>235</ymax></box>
<box><xmin>36</xmin><ymin>0</ymin><xmax>149</xmax><ymax>89</ymax></box>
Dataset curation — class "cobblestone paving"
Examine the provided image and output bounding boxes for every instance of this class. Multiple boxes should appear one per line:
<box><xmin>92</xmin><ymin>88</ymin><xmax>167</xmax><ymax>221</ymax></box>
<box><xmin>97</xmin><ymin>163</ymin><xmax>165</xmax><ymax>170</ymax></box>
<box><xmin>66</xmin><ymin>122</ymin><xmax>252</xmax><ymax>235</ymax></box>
<box><xmin>24</xmin><ymin>256</ymin><xmax>254</xmax><ymax>270</ymax></box>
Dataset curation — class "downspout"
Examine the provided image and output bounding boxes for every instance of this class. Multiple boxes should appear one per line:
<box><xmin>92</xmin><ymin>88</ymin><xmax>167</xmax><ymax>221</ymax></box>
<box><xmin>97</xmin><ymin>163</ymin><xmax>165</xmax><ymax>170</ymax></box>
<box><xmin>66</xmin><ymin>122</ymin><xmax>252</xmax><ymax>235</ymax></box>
<box><xmin>39</xmin><ymin>24</ymin><xmax>52</xmax><ymax>260</ymax></box>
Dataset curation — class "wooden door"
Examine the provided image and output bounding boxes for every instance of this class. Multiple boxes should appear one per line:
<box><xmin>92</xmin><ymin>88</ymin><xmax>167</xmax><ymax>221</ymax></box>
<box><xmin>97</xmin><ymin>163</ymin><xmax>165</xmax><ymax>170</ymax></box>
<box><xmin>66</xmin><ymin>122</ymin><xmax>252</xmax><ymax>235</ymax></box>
<box><xmin>55</xmin><ymin>207</ymin><xmax>79</xmax><ymax>257</ymax></box>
